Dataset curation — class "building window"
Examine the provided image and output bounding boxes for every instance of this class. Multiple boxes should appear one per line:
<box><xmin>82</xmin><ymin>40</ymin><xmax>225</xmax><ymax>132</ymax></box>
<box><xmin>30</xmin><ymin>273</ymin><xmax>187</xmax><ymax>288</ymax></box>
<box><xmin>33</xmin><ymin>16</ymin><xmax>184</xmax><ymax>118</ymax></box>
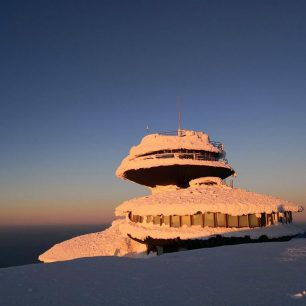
<box><xmin>181</xmin><ymin>215</ymin><xmax>191</xmax><ymax>227</ymax></box>
<box><xmin>130</xmin><ymin>211</ymin><xmax>293</xmax><ymax>229</ymax></box>
<box><xmin>153</xmin><ymin>215</ymin><xmax>161</xmax><ymax>225</ymax></box>
<box><xmin>266</xmin><ymin>214</ymin><xmax>273</xmax><ymax>226</ymax></box>
<box><xmin>216</xmin><ymin>213</ymin><xmax>226</xmax><ymax>227</ymax></box>
<box><xmin>204</xmin><ymin>212</ymin><xmax>215</xmax><ymax>227</ymax></box>
<box><xmin>260</xmin><ymin>213</ymin><xmax>266</xmax><ymax>226</ymax></box>
<box><xmin>278</xmin><ymin>212</ymin><xmax>284</xmax><ymax>223</ymax></box>
<box><xmin>171</xmin><ymin>215</ymin><xmax>181</xmax><ymax>228</ymax></box>
<box><xmin>239</xmin><ymin>215</ymin><xmax>248</xmax><ymax>227</ymax></box>
<box><xmin>192</xmin><ymin>213</ymin><xmax>203</xmax><ymax>226</ymax></box>
<box><xmin>248</xmin><ymin>214</ymin><xmax>259</xmax><ymax>227</ymax></box>
<box><xmin>228</xmin><ymin>215</ymin><xmax>238</xmax><ymax>227</ymax></box>
<box><xmin>288</xmin><ymin>211</ymin><xmax>293</xmax><ymax>223</ymax></box>
<box><xmin>131</xmin><ymin>215</ymin><xmax>139</xmax><ymax>223</ymax></box>
<box><xmin>163</xmin><ymin>215</ymin><xmax>170</xmax><ymax>226</ymax></box>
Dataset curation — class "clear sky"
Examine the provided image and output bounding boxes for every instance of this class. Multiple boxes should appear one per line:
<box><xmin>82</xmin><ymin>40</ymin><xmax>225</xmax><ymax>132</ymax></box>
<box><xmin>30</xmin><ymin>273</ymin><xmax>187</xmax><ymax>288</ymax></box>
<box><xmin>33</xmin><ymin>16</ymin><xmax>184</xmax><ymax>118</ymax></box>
<box><xmin>1</xmin><ymin>0</ymin><xmax>306</xmax><ymax>225</ymax></box>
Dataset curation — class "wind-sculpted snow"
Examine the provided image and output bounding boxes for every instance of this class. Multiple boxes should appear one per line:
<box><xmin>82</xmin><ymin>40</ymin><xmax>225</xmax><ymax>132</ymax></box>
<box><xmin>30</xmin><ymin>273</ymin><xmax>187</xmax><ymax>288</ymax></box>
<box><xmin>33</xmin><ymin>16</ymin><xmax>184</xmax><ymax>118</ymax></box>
<box><xmin>115</xmin><ymin>130</ymin><xmax>234</xmax><ymax>179</ymax></box>
<box><xmin>116</xmin><ymin>185</ymin><xmax>301</xmax><ymax>217</ymax></box>
<box><xmin>1</xmin><ymin>239</ymin><xmax>306</xmax><ymax>306</ymax></box>
<box><xmin>39</xmin><ymin>220</ymin><xmax>146</xmax><ymax>263</ymax></box>
<box><xmin>129</xmin><ymin>130</ymin><xmax>220</xmax><ymax>158</ymax></box>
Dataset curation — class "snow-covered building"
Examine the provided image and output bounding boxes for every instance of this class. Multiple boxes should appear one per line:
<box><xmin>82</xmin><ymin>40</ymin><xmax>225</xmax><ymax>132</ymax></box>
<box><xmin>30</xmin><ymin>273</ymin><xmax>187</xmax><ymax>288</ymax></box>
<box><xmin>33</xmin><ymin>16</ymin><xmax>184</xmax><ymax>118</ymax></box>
<box><xmin>116</xmin><ymin>130</ymin><xmax>235</xmax><ymax>188</ymax></box>
<box><xmin>116</xmin><ymin>130</ymin><xmax>303</xmax><ymax>254</ymax></box>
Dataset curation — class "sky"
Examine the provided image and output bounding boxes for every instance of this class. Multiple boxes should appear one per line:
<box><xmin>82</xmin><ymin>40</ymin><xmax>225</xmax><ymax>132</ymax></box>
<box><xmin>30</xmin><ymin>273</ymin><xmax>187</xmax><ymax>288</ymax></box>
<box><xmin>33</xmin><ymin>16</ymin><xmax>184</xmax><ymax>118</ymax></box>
<box><xmin>1</xmin><ymin>0</ymin><xmax>306</xmax><ymax>225</ymax></box>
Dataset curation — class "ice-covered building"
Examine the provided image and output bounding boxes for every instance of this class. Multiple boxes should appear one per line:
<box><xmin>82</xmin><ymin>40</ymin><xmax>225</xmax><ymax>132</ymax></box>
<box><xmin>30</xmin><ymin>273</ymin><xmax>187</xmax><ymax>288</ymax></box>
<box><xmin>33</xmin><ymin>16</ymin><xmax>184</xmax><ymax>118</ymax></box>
<box><xmin>116</xmin><ymin>130</ymin><xmax>303</xmax><ymax>254</ymax></box>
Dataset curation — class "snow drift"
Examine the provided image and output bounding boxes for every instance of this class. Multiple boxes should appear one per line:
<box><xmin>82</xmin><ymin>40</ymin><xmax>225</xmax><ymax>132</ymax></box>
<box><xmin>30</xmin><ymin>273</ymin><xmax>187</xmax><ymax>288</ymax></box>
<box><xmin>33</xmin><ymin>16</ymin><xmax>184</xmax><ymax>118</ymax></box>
<box><xmin>39</xmin><ymin>220</ymin><xmax>146</xmax><ymax>263</ymax></box>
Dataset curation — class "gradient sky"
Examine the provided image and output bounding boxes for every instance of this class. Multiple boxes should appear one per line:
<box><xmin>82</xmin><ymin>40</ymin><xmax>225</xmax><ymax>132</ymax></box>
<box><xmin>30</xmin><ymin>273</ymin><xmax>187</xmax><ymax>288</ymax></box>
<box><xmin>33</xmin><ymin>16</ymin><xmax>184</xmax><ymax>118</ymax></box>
<box><xmin>1</xmin><ymin>0</ymin><xmax>306</xmax><ymax>225</ymax></box>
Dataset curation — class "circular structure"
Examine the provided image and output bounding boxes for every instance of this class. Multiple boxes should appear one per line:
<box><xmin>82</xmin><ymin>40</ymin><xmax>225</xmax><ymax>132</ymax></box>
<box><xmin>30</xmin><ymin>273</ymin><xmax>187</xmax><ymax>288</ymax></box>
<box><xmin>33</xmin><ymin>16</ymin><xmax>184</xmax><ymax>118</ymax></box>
<box><xmin>116</xmin><ymin>130</ymin><xmax>235</xmax><ymax>187</ymax></box>
<box><xmin>116</xmin><ymin>129</ymin><xmax>303</xmax><ymax>254</ymax></box>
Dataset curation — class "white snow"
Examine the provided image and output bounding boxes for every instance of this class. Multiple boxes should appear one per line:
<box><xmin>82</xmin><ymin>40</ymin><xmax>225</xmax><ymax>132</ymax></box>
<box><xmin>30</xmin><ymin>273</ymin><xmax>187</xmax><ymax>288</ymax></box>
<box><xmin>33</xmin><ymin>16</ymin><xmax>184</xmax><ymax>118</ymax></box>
<box><xmin>189</xmin><ymin>176</ymin><xmax>224</xmax><ymax>186</ymax></box>
<box><xmin>116</xmin><ymin>185</ymin><xmax>302</xmax><ymax>217</ymax></box>
<box><xmin>116</xmin><ymin>130</ymin><xmax>235</xmax><ymax>179</ymax></box>
<box><xmin>39</xmin><ymin>220</ymin><xmax>147</xmax><ymax>263</ymax></box>
<box><xmin>129</xmin><ymin>130</ymin><xmax>220</xmax><ymax>158</ymax></box>
<box><xmin>149</xmin><ymin>185</ymin><xmax>181</xmax><ymax>194</ymax></box>
<box><xmin>119</xmin><ymin>220</ymin><xmax>303</xmax><ymax>240</ymax></box>
<box><xmin>2</xmin><ymin>238</ymin><xmax>306</xmax><ymax>306</ymax></box>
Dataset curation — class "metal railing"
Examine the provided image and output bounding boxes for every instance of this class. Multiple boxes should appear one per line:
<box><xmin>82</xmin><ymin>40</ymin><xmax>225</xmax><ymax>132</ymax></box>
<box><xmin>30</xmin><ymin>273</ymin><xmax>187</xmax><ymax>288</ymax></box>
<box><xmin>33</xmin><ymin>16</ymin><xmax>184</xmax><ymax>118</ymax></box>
<box><xmin>209</xmin><ymin>141</ymin><xmax>224</xmax><ymax>150</ymax></box>
<box><xmin>158</xmin><ymin>130</ymin><xmax>186</xmax><ymax>136</ymax></box>
<box><xmin>142</xmin><ymin>152</ymin><xmax>228</xmax><ymax>163</ymax></box>
<box><xmin>157</xmin><ymin>131</ymin><xmax>224</xmax><ymax>151</ymax></box>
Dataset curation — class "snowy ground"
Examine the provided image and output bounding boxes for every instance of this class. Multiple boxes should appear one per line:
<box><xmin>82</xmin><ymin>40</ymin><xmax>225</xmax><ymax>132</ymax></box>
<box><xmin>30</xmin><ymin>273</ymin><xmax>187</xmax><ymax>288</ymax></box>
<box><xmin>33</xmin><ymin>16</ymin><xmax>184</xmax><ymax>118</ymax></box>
<box><xmin>1</xmin><ymin>238</ymin><xmax>306</xmax><ymax>306</ymax></box>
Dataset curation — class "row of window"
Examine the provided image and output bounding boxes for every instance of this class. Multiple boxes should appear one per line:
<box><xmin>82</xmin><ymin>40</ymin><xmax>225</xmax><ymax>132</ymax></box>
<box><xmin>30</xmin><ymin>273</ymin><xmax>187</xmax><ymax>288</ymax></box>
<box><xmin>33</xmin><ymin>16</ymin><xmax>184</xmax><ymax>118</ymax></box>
<box><xmin>128</xmin><ymin>211</ymin><xmax>293</xmax><ymax>228</ymax></box>
<box><xmin>138</xmin><ymin>149</ymin><xmax>217</xmax><ymax>157</ymax></box>
<box><xmin>138</xmin><ymin>149</ymin><xmax>220</xmax><ymax>162</ymax></box>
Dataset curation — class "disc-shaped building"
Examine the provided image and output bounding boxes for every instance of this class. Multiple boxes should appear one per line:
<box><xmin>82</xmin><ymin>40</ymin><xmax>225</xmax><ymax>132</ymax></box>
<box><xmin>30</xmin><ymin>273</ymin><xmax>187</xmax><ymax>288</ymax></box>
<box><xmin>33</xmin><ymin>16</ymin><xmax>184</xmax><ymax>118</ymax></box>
<box><xmin>116</xmin><ymin>130</ymin><xmax>302</xmax><ymax>254</ymax></box>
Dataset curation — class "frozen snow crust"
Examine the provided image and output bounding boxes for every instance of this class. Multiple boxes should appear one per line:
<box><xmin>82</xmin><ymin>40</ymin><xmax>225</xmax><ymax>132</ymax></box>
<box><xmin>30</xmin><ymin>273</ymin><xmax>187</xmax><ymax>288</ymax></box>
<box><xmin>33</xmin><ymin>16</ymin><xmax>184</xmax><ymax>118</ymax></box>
<box><xmin>120</xmin><ymin>220</ymin><xmax>303</xmax><ymax>241</ymax></box>
<box><xmin>129</xmin><ymin>130</ymin><xmax>220</xmax><ymax>157</ymax></box>
<box><xmin>39</xmin><ymin>220</ymin><xmax>147</xmax><ymax>263</ymax></box>
<box><xmin>116</xmin><ymin>130</ymin><xmax>235</xmax><ymax>180</ymax></box>
<box><xmin>116</xmin><ymin>185</ymin><xmax>302</xmax><ymax>217</ymax></box>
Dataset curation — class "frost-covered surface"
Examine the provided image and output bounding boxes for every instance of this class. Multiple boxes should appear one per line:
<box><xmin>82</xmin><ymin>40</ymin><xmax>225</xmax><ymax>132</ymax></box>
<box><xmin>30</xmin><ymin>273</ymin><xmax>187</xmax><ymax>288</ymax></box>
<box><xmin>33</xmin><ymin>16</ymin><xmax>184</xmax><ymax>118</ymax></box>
<box><xmin>129</xmin><ymin>130</ymin><xmax>220</xmax><ymax>157</ymax></box>
<box><xmin>116</xmin><ymin>185</ymin><xmax>302</xmax><ymax>217</ymax></box>
<box><xmin>116</xmin><ymin>130</ymin><xmax>235</xmax><ymax>179</ymax></box>
<box><xmin>189</xmin><ymin>176</ymin><xmax>224</xmax><ymax>186</ymax></box>
<box><xmin>39</xmin><ymin>220</ymin><xmax>146</xmax><ymax>263</ymax></box>
<box><xmin>119</xmin><ymin>220</ymin><xmax>303</xmax><ymax>240</ymax></box>
<box><xmin>149</xmin><ymin>184</ymin><xmax>181</xmax><ymax>194</ymax></box>
<box><xmin>116</xmin><ymin>155</ymin><xmax>233</xmax><ymax>179</ymax></box>
<box><xmin>1</xmin><ymin>239</ymin><xmax>306</xmax><ymax>306</ymax></box>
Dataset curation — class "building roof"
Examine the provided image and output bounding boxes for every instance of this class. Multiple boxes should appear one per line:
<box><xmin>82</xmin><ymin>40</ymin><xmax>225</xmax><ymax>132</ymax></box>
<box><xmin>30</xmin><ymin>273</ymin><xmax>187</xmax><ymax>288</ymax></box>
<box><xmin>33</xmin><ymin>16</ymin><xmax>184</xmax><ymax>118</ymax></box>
<box><xmin>116</xmin><ymin>130</ymin><xmax>235</xmax><ymax>183</ymax></box>
<box><xmin>129</xmin><ymin>130</ymin><xmax>221</xmax><ymax>158</ymax></box>
<box><xmin>115</xmin><ymin>184</ymin><xmax>302</xmax><ymax>217</ymax></box>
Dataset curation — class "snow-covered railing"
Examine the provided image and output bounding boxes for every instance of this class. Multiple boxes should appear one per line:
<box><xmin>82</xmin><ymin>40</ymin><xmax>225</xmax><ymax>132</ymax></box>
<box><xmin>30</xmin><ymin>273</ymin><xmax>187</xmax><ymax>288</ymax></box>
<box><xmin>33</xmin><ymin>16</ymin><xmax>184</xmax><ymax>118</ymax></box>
<box><xmin>210</xmin><ymin>141</ymin><xmax>224</xmax><ymax>150</ymax></box>
<box><xmin>156</xmin><ymin>131</ymin><xmax>224</xmax><ymax>150</ymax></box>
<box><xmin>142</xmin><ymin>152</ymin><xmax>228</xmax><ymax>163</ymax></box>
<box><xmin>156</xmin><ymin>130</ymin><xmax>224</xmax><ymax>152</ymax></box>
<box><xmin>158</xmin><ymin>130</ymin><xmax>186</xmax><ymax>136</ymax></box>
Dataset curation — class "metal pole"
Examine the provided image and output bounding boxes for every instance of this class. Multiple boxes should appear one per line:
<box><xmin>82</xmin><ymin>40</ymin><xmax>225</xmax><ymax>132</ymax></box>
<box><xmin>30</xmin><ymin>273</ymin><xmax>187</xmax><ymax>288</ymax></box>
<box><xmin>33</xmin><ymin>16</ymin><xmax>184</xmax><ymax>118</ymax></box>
<box><xmin>178</xmin><ymin>96</ymin><xmax>181</xmax><ymax>135</ymax></box>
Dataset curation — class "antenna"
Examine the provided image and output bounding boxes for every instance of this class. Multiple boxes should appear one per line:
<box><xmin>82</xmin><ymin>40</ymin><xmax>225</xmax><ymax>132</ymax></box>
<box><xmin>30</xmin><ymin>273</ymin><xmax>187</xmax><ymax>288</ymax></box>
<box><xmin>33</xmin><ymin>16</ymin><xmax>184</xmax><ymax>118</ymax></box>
<box><xmin>178</xmin><ymin>96</ymin><xmax>181</xmax><ymax>136</ymax></box>
<box><xmin>145</xmin><ymin>125</ymin><xmax>150</xmax><ymax>134</ymax></box>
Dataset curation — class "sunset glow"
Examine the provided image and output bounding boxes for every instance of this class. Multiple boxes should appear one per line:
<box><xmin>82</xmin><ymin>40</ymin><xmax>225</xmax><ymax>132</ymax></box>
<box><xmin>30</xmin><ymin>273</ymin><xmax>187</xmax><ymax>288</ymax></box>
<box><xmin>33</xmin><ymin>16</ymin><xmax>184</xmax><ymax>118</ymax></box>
<box><xmin>0</xmin><ymin>0</ymin><xmax>305</xmax><ymax>225</ymax></box>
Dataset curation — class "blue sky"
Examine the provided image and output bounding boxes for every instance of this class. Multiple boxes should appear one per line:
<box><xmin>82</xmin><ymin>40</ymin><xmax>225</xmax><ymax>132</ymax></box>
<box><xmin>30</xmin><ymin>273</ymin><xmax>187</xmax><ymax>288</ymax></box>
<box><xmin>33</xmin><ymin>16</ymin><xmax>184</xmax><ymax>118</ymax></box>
<box><xmin>1</xmin><ymin>0</ymin><xmax>306</xmax><ymax>224</ymax></box>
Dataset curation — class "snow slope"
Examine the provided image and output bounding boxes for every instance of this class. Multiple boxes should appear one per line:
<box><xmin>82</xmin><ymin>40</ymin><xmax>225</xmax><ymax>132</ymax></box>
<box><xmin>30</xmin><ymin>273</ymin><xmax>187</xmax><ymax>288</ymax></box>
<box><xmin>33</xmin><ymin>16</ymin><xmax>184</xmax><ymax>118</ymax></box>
<box><xmin>39</xmin><ymin>220</ymin><xmax>146</xmax><ymax>263</ymax></box>
<box><xmin>1</xmin><ymin>239</ymin><xmax>306</xmax><ymax>306</ymax></box>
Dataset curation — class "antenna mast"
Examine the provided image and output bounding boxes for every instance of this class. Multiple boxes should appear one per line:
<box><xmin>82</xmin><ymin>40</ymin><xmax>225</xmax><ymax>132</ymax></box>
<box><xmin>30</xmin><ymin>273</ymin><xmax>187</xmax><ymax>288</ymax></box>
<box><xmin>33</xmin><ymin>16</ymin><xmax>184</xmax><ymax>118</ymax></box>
<box><xmin>178</xmin><ymin>96</ymin><xmax>181</xmax><ymax>136</ymax></box>
<box><xmin>145</xmin><ymin>125</ymin><xmax>150</xmax><ymax>134</ymax></box>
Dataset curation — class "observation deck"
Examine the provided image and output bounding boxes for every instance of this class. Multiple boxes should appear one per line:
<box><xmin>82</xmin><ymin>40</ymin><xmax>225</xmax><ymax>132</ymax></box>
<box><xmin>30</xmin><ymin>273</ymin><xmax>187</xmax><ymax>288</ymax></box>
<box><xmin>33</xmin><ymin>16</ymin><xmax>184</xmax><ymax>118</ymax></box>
<box><xmin>116</xmin><ymin>130</ymin><xmax>235</xmax><ymax>188</ymax></box>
